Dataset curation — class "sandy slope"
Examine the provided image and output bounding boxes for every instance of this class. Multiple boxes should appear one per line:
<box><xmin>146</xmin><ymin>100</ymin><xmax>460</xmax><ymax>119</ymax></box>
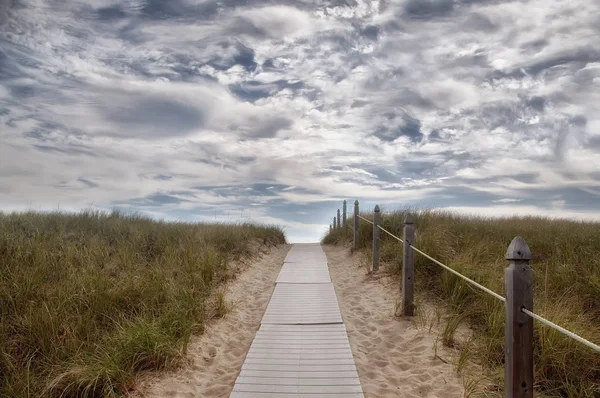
<box><xmin>324</xmin><ymin>244</ymin><xmax>465</xmax><ymax>398</ymax></box>
<box><xmin>134</xmin><ymin>244</ymin><xmax>289</xmax><ymax>398</ymax></box>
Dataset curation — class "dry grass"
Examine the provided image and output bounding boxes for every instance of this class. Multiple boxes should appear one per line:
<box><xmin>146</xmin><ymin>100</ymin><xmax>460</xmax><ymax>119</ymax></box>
<box><xmin>323</xmin><ymin>209</ymin><xmax>600</xmax><ymax>396</ymax></box>
<box><xmin>0</xmin><ymin>210</ymin><xmax>285</xmax><ymax>397</ymax></box>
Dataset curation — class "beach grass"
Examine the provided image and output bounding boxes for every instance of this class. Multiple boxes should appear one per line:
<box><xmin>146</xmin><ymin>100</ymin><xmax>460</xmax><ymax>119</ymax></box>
<box><xmin>323</xmin><ymin>209</ymin><xmax>600</xmax><ymax>396</ymax></box>
<box><xmin>0</xmin><ymin>210</ymin><xmax>285</xmax><ymax>397</ymax></box>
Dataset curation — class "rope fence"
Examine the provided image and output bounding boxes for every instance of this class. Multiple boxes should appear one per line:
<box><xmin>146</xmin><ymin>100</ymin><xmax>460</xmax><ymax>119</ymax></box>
<box><xmin>408</xmin><ymin>244</ymin><xmax>506</xmax><ymax>303</ymax></box>
<box><xmin>357</xmin><ymin>214</ymin><xmax>373</xmax><ymax>225</ymax></box>
<box><xmin>328</xmin><ymin>199</ymin><xmax>600</xmax><ymax>397</ymax></box>
<box><xmin>377</xmin><ymin>225</ymin><xmax>403</xmax><ymax>243</ymax></box>
<box><xmin>521</xmin><ymin>308</ymin><xmax>600</xmax><ymax>353</ymax></box>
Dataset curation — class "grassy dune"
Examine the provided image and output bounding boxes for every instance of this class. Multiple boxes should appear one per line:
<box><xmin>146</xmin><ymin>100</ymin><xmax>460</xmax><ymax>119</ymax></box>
<box><xmin>0</xmin><ymin>211</ymin><xmax>285</xmax><ymax>397</ymax></box>
<box><xmin>324</xmin><ymin>209</ymin><xmax>600</xmax><ymax>396</ymax></box>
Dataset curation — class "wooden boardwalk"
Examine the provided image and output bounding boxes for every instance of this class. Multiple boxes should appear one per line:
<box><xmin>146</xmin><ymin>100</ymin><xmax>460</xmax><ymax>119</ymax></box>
<box><xmin>231</xmin><ymin>243</ymin><xmax>364</xmax><ymax>397</ymax></box>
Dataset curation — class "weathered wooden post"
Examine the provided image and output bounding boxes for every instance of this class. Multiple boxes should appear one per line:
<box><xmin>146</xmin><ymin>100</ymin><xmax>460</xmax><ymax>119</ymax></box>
<box><xmin>372</xmin><ymin>205</ymin><xmax>381</xmax><ymax>272</ymax></box>
<box><xmin>505</xmin><ymin>236</ymin><xmax>533</xmax><ymax>398</ymax></box>
<box><xmin>333</xmin><ymin>216</ymin><xmax>336</xmax><ymax>230</ymax></box>
<box><xmin>343</xmin><ymin>200</ymin><xmax>347</xmax><ymax>229</ymax></box>
<box><xmin>337</xmin><ymin>209</ymin><xmax>341</xmax><ymax>230</ymax></box>
<box><xmin>353</xmin><ymin>200</ymin><xmax>359</xmax><ymax>251</ymax></box>
<box><xmin>402</xmin><ymin>215</ymin><xmax>415</xmax><ymax>316</ymax></box>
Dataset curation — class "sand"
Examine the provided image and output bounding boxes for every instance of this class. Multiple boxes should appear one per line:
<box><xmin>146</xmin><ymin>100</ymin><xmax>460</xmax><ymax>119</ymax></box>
<box><xmin>135</xmin><ymin>243</ymin><xmax>467</xmax><ymax>398</ymax></box>
<box><xmin>133</xmin><ymin>244</ymin><xmax>290</xmax><ymax>398</ymax></box>
<box><xmin>324</xmin><ymin>244</ymin><xmax>465</xmax><ymax>398</ymax></box>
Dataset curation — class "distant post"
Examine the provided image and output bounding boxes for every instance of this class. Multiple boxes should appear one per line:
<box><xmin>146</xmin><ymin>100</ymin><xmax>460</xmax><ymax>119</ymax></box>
<box><xmin>353</xmin><ymin>200</ymin><xmax>359</xmax><ymax>251</ymax></box>
<box><xmin>343</xmin><ymin>200</ymin><xmax>347</xmax><ymax>229</ymax></box>
<box><xmin>333</xmin><ymin>217</ymin><xmax>336</xmax><ymax>230</ymax></box>
<box><xmin>329</xmin><ymin>224</ymin><xmax>332</xmax><ymax>233</ymax></box>
<box><xmin>505</xmin><ymin>237</ymin><xmax>533</xmax><ymax>398</ymax></box>
<box><xmin>402</xmin><ymin>215</ymin><xmax>415</xmax><ymax>316</ymax></box>
<box><xmin>372</xmin><ymin>205</ymin><xmax>381</xmax><ymax>272</ymax></box>
<box><xmin>337</xmin><ymin>209</ymin><xmax>341</xmax><ymax>230</ymax></box>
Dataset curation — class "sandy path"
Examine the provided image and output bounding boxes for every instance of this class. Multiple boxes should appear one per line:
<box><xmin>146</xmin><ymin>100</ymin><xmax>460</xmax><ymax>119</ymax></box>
<box><xmin>324</xmin><ymin>244</ymin><xmax>465</xmax><ymax>398</ymax></box>
<box><xmin>134</xmin><ymin>244</ymin><xmax>290</xmax><ymax>398</ymax></box>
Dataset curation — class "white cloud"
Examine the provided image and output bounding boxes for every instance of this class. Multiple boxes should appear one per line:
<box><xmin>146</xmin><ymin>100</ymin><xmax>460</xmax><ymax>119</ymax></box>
<box><xmin>235</xmin><ymin>6</ymin><xmax>316</xmax><ymax>39</ymax></box>
<box><xmin>1</xmin><ymin>0</ymin><xmax>600</xmax><ymax>241</ymax></box>
<box><xmin>492</xmin><ymin>198</ymin><xmax>523</xmax><ymax>203</ymax></box>
<box><xmin>443</xmin><ymin>205</ymin><xmax>600</xmax><ymax>222</ymax></box>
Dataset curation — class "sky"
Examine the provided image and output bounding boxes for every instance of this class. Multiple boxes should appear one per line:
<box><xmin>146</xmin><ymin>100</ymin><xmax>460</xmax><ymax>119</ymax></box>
<box><xmin>1</xmin><ymin>0</ymin><xmax>599</xmax><ymax>242</ymax></box>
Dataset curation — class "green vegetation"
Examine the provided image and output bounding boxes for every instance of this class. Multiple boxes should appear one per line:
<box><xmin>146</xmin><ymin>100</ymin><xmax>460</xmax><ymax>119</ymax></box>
<box><xmin>0</xmin><ymin>210</ymin><xmax>285</xmax><ymax>397</ymax></box>
<box><xmin>324</xmin><ymin>209</ymin><xmax>600</xmax><ymax>396</ymax></box>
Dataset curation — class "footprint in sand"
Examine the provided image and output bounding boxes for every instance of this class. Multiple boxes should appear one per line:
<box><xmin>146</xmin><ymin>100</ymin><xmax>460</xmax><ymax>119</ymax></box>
<box><xmin>324</xmin><ymin>245</ymin><xmax>466</xmax><ymax>398</ymax></box>
<box><xmin>392</xmin><ymin>361</ymin><xmax>412</xmax><ymax>372</ymax></box>
<box><xmin>415</xmin><ymin>371</ymin><xmax>433</xmax><ymax>383</ymax></box>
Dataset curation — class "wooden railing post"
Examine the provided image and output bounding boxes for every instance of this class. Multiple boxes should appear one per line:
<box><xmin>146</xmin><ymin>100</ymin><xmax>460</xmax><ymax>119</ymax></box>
<box><xmin>337</xmin><ymin>209</ymin><xmax>341</xmax><ymax>230</ymax></box>
<box><xmin>505</xmin><ymin>236</ymin><xmax>533</xmax><ymax>398</ymax></box>
<box><xmin>402</xmin><ymin>215</ymin><xmax>415</xmax><ymax>316</ymax></box>
<box><xmin>372</xmin><ymin>205</ymin><xmax>381</xmax><ymax>272</ymax></box>
<box><xmin>353</xmin><ymin>200</ymin><xmax>359</xmax><ymax>251</ymax></box>
<box><xmin>333</xmin><ymin>216</ymin><xmax>336</xmax><ymax>230</ymax></box>
<box><xmin>343</xmin><ymin>200</ymin><xmax>347</xmax><ymax>229</ymax></box>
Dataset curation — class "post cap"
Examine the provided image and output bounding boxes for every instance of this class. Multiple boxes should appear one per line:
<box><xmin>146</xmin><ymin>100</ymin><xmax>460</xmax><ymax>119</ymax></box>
<box><xmin>404</xmin><ymin>214</ymin><xmax>414</xmax><ymax>224</ymax></box>
<box><xmin>343</xmin><ymin>200</ymin><xmax>346</xmax><ymax>204</ymax></box>
<box><xmin>505</xmin><ymin>236</ymin><xmax>532</xmax><ymax>261</ymax></box>
<box><xmin>354</xmin><ymin>200</ymin><xmax>359</xmax><ymax>205</ymax></box>
<box><xmin>374</xmin><ymin>204</ymin><xmax>380</xmax><ymax>212</ymax></box>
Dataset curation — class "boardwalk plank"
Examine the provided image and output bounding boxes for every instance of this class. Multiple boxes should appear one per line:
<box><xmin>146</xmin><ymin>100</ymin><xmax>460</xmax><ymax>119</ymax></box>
<box><xmin>261</xmin><ymin>284</ymin><xmax>342</xmax><ymax>325</ymax></box>
<box><xmin>231</xmin><ymin>244</ymin><xmax>364</xmax><ymax>397</ymax></box>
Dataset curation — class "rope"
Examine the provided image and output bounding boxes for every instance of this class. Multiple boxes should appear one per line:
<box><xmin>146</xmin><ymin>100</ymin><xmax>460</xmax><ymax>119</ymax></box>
<box><xmin>377</xmin><ymin>225</ymin><xmax>403</xmax><ymax>243</ymax></box>
<box><xmin>521</xmin><ymin>308</ymin><xmax>600</xmax><ymax>353</ymax></box>
<box><xmin>357</xmin><ymin>214</ymin><xmax>374</xmax><ymax>225</ymax></box>
<box><xmin>350</xmin><ymin>209</ymin><xmax>600</xmax><ymax>354</ymax></box>
<box><xmin>408</xmin><ymin>244</ymin><xmax>506</xmax><ymax>303</ymax></box>
<box><xmin>349</xmin><ymin>207</ymin><xmax>600</xmax><ymax>353</ymax></box>
<box><xmin>407</xmin><ymin>243</ymin><xmax>600</xmax><ymax>354</ymax></box>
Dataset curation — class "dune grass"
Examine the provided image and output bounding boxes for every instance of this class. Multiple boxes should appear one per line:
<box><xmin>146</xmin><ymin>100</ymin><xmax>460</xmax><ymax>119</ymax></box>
<box><xmin>323</xmin><ymin>209</ymin><xmax>600</xmax><ymax>396</ymax></box>
<box><xmin>0</xmin><ymin>210</ymin><xmax>285</xmax><ymax>397</ymax></box>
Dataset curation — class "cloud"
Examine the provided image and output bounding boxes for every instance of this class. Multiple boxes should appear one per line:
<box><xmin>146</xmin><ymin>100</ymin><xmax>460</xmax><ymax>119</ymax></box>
<box><xmin>373</xmin><ymin>113</ymin><xmax>424</xmax><ymax>143</ymax></box>
<box><xmin>360</xmin><ymin>25</ymin><xmax>380</xmax><ymax>40</ymax></box>
<box><xmin>492</xmin><ymin>198</ymin><xmax>522</xmax><ymax>203</ymax></box>
<box><xmin>522</xmin><ymin>48</ymin><xmax>600</xmax><ymax>76</ymax></box>
<box><xmin>402</xmin><ymin>0</ymin><xmax>455</xmax><ymax>19</ymax></box>
<box><xmin>102</xmin><ymin>96</ymin><xmax>205</xmax><ymax>137</ymax></box>
<box><xmin>229</xmin><ymin>79</ymin><xmax>305</xmax><ymax>102</ymax></box>
<box><xmin>462</xmin><ymin>12</ymin><xmax>498</xmax><ymax>32</ymax></box>
<box><xmin>94</xmin><ymin>5</ymin><xmax>127</xmax><ymax>21</ymax></box>
<box><xmin>1</xmin><ymin>0</ymin><xmax>600</xmax><ymax>241</ymax></box>
<box><xmin>232</xmin><ymin>6</ymin><xmax>316</xmax><ymax>39</ymax></box>
<box><xmin>443</xmin><ymin>204</ymin><xmax>600</xmax><ymax>222</ymax></box>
